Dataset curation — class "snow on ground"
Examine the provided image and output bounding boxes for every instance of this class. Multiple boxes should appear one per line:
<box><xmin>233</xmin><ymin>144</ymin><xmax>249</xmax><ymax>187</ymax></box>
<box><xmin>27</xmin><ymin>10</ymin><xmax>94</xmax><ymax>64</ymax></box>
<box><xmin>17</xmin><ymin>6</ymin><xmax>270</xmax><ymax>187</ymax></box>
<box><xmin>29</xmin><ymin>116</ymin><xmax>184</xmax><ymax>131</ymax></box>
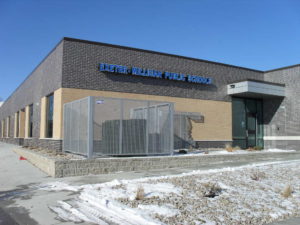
<box><xmin>172</xmin><ymin>148</ymin><xmax>296</xmax><ymax>157</ymax></box>
<box><xmin>205</xmin><ymin>149</ymin><xmax>295</xmax><ymax>156</ymax></box>
<box><xmin>193</xmin><ymin>148</ymin><xmax>295</xmax><ymax>155</ymax></box>
<box><xmin>43</xmin><ymin>160</ymin><xmax>300</xmax><ymax>225</ymax></box>
<box><xmin>264</xmin><ymin>148</ymin><xmax>296</xmax><ymax>153</ymax></box>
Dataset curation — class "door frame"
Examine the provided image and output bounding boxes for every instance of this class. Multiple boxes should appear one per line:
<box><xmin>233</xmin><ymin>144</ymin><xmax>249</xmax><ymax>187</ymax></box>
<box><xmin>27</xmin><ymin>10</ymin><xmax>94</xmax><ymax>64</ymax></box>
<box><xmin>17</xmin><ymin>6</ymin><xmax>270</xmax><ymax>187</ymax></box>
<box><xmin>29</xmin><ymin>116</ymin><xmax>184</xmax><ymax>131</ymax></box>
<box><xmin>232</xmin><ymin>97</ymin><xmax>263</xmax><ymax>149</ymax></box>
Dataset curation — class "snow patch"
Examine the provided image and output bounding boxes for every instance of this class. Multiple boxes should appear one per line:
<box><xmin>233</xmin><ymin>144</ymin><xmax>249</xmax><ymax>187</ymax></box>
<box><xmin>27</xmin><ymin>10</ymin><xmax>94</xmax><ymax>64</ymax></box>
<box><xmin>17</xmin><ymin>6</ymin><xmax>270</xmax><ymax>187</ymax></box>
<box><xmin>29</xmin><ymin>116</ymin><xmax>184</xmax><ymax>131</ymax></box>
<box><xmin>44</xmin><ymin>160</ymin><xmax>300</xmax><ymax>225</ymax></box>
<box><xmin>264</xmin><ymin>148</ymin><xmax>295</xmax><ymax>152</ymax></box>
<box><xmin>41</xmin><ymin>181</ymin><xmax>80</xmax><ymax>192</ymax></box>
<box><xmin>137</xmin><ymin>204</ymin><xmax>180</xmax><ymax>217</ymax></box>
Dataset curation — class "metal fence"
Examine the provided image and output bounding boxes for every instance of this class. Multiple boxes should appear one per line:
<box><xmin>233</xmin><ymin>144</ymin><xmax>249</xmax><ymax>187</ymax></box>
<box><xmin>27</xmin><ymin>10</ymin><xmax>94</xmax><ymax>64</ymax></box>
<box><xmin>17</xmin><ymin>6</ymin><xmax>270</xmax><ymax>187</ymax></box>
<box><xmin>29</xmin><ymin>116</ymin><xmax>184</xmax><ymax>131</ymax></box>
<box><xmin>63</xmin><ymin>96</ymin><xmax>174</xmax><ymax>158</ymax></box>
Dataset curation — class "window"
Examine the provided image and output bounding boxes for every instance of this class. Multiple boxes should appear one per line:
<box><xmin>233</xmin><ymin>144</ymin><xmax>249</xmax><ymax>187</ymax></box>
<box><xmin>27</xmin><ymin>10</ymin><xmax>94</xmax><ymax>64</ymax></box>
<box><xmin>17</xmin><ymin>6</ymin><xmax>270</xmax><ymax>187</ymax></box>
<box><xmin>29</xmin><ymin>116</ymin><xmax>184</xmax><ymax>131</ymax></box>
<box><xmin>46</xmin><ymin>94</ymin><xmax>54</xmax><ymax>138</ymax></box>
<box><xmin>28</xmin><ymin>104</ymin><xmax>33</xmax><ymax>137</ymax></box>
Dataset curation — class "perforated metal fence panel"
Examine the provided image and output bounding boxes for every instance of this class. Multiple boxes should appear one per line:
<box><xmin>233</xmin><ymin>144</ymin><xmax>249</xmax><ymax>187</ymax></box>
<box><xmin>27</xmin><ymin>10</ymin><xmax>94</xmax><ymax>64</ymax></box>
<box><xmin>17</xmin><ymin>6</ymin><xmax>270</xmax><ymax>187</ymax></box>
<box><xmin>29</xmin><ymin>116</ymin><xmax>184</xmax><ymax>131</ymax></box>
<box><xmin>63</xmin><ymin>97</ymin><xmax>89</xmax><ymax>156</ymax></box>
<box><xmin>63</xmin><ymin>96</ymin><xmax>174</xmax><ymax>158</ymax></box>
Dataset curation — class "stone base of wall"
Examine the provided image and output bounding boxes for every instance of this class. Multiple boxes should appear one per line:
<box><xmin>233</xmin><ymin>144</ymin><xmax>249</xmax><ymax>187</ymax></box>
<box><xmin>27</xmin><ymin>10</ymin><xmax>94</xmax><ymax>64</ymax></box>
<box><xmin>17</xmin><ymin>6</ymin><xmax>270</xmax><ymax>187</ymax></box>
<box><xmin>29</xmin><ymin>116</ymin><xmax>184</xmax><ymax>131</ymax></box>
<box><xmin>196</xmin><ymin>140</ymin><xmax>232</xmax><ymax>148</ymax></box>
<box><xmin>23</xmin><ymin>138</ymin><xmax>62</xmax><ymax>151</ymax></box>
<box><xmin>13</xmin><ymin>146</ymin><xmax>299</xmax><ymax>178</ymax></box>
<box><xmin>0</xmin><ymin>137</ymin><xmax>23</xmax><ymax>146</ymax></box>
<box><xmin>264</xmin><ymin>140</ymin><xmax>300</xmax><ymax>150</ymax></box>
<box><xmin>0</xmin><ymin>138</ymin><xmax>62</xmax><ymax>151</ymax></box>
<box><xmin>1</xmin><ymin>139</ymin><xmax>232</xmax><ymax>152</ymax></box>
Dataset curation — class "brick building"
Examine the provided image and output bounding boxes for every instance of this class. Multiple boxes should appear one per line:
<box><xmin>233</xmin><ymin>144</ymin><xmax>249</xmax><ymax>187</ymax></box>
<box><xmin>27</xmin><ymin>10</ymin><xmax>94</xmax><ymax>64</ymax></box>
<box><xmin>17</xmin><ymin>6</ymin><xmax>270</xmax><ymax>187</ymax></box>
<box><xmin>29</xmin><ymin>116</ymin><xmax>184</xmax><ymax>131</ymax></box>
<box><xmin>0</xmin><ymin>37</ymin><xmax>297</xmax><ymax>152</ymax></box>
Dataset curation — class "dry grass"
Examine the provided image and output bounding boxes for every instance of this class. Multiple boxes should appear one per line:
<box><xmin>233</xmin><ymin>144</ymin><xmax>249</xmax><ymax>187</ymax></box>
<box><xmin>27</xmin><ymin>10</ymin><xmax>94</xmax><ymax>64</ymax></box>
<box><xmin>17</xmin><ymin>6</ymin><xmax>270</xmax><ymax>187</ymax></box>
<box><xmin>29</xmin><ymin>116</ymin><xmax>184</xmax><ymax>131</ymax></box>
<box><xmin>203</xmin><ymin>182</ymin><xmax>223</xmax><ymax>198</ymax></box>
<box><xmin>282</xmin><ymin>185</ymin><xmax>293</xmax><ymax>198</ymax></box>
<box><xmin>225</xmin><ymin>144</ymin><xmax>234</xmax><ymax>152</ymax></box>
<box><xmin>135</xmin><ymin>186</ymin><xmax>145</xmax><ymax>200</ymax></box>
<box><xmin>250</xmin><ymin>171</ymin><xmax>266</xmax><ymax>181</ymax></box>
<box><xmin>225</xmin><ymin>144</ymin><xmax>240</xmax><ymax>152</ymax></box>
<box><xmin>248</xmin><ymin>146</ymin><xmax>263</xmax><ymax>151</ymax></box>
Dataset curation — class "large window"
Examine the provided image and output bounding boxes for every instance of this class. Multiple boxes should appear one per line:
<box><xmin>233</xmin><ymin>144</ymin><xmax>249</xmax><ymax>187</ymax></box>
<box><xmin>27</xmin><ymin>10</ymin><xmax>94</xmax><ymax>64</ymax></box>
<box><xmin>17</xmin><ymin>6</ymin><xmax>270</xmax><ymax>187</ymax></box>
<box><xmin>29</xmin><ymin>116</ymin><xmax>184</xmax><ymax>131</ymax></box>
<box><xmin>28</xmin><ymin>104</ymin><xmax>33</xmax><ymax>137</ymax></box>
<box><xmin>46</xmin><ymin>94</ymin><xmax>54</xmax><ymax>138</ymax></box>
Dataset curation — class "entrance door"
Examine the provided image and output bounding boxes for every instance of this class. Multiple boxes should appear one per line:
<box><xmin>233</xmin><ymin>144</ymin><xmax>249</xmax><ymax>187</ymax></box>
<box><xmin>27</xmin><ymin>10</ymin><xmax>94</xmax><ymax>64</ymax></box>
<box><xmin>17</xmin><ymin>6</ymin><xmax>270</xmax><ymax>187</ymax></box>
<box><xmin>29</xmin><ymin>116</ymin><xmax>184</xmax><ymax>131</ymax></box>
<box><xmin>245</xmin><ymin>99</ymin><xmax>257</xmax><ymax>148</ymax></box>
<box><xmin>232</xmin><ymin>98</ymin><xmax>263</xmax><ymax>149</ymax></box>
<box><xmin>246</xmin><ymin>112</ymin><xmax>256</xmax><ymax>147</ymax></box>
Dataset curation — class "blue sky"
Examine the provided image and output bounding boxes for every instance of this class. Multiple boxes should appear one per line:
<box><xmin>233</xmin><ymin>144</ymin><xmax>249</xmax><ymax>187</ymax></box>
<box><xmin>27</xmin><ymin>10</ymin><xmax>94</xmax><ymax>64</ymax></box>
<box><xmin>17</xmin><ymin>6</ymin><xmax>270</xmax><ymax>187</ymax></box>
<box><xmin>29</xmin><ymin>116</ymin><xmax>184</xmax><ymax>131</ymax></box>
<box><xmin>0</xmin><ymin>0</ymin><xmax>300</xmax><ymax>100</ymax></box>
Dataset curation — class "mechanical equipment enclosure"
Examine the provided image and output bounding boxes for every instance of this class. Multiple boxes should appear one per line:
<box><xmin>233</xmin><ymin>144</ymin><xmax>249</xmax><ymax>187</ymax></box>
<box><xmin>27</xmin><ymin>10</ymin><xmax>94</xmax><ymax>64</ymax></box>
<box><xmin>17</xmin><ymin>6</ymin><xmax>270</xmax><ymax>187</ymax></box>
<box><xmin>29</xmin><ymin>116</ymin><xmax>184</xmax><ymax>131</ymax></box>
<box><xmin>63</xmin><ymin>96</ymin><xmax>174</xmax><ymax>158</ymax></box>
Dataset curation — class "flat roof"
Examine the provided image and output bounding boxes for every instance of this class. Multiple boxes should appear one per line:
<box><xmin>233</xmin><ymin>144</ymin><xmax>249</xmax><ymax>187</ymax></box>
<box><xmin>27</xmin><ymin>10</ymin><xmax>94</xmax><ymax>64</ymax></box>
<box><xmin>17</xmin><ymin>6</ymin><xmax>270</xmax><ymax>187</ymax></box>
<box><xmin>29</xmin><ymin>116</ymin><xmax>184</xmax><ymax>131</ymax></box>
<box><xmin>2</xmin><ymin>37</ymin><xmax>299</xmax><ymax>104</ymax></box>
<box><xmin>64</xmin><ymin>37</ymin><xmax>263</xmax><ymax>73</ymax></box>
<box><xmin>228</xmin><ymin>79</ymin><xmax>285</xmax><ymax>87</ymax></box>
<box><xmin>64</xmin><ymin>37</ymin><xmax>300</xmax><ymax>73</ymax></box>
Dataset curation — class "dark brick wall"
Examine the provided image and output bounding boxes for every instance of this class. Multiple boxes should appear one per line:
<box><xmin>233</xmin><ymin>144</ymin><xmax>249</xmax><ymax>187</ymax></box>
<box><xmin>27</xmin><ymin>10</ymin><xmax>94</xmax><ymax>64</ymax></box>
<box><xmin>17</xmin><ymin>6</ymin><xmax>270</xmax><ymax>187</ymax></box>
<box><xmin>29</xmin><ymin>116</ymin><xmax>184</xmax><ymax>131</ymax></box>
<box><xmin>0</xmin><ymin>137</ymin><xmax>62</xmax><ymax>151</ymax></box>
<box><xmin>0</xmin><ymin>41</ymin><xmax>64</xmax><ymax>139</ymax></box>
<box><xmin>264</xmin><ymin>140</ymin><xmax>300</xmax><ymax>150</ymax></box>
<box><xmin>32</xmin><ymin>103</ymin><xmax>41</xmax><ymax>138</ymax></box>
<box><xmin>9</xmin><ymin>116</ymin><xmax>14</xmax><ymax>138</ymax></box>
<box><xmin>196</xmin><ymin>141</ymin><xmax>233</xmax><ymax>149</ymax></box>
<box><xmin>264</xmin><ymin>66</ymin><xmax>300</xmax><ymax>149</ymax></box>
<box><xmin>61</xmin><ymin>39</ymin><xmax>264</xmax><ymax>102</ymax></box>
<box><xmin>0</xmin><ymin>138</ymin><xmax>23</xmax><ymax>146</ymax></box>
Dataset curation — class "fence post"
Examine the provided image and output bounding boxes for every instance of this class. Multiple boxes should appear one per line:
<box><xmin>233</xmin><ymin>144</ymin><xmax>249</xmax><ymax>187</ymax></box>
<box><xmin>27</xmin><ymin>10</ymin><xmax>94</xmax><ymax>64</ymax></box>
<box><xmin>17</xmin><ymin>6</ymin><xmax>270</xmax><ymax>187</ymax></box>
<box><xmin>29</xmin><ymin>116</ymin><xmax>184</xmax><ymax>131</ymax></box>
<box><xmin>77</xmin><ymin>100</ymin><xmax>81</xmax><ymax>154</ymax></box>
<box><xmin>62</xmin><ymin>104</ymin><xmax>67</xmax><ymax>153</ymax></box>
<box><xmin>119</xmin><ymin>99</ymin><xmax>123</xmax><ymax>155</ymax></box>
<box><xmin>87</xmin><ymin>96</ymin><xmax>94</xmax><ymax>159</ymax></box>
<box><xmin>170</xmin><ymin>103</ymin><xmax>174</xmax><ymax>155</ymax></box>
<box><xmin>146</xmin><ymin>101</ymin><xmax>150</xmax><ymax>155</ymax></box>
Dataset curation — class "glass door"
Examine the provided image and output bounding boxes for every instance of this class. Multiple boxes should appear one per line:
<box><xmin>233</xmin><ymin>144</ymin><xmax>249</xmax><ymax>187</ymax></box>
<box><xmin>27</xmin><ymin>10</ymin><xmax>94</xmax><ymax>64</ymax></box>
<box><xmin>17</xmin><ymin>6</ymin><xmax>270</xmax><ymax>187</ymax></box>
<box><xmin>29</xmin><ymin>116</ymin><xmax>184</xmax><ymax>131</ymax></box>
<box><xmin>245</xmin><ymin>99</ymin><xmax>257</xmax><ymax>148</ymax></box>
<box><xmin>232</xmin><ymin>98</ymin><xmax>247</xmax><ymax>148</ymax></box>
<box><xmin>232</xmin><ymin>98</ymin><xmax>263</xmax><ymax>149</ymax></box>
<box><xmin>246</xmin><ymin>112</ymin><xmax>256</xmax><ymax>147</ymax></box>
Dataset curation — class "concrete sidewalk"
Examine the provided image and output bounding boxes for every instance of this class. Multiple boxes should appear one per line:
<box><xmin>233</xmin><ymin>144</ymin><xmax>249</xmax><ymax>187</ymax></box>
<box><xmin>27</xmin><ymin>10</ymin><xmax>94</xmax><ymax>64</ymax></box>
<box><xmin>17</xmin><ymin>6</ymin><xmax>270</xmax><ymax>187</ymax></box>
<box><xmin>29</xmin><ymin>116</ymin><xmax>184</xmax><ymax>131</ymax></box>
<box><xmin>0</xmin><ymin>142</ymin><xmax>91</xmax><ymax>225</ymax></box>
<box><xmin>1</xmin><ymin>142</ymin><xmax>300</xmax><ymax>225</ymax></box>
<box><xmin>0</xmin><ymin>143</ymin><xmax>55</xmax><ymax>192</ymax></box>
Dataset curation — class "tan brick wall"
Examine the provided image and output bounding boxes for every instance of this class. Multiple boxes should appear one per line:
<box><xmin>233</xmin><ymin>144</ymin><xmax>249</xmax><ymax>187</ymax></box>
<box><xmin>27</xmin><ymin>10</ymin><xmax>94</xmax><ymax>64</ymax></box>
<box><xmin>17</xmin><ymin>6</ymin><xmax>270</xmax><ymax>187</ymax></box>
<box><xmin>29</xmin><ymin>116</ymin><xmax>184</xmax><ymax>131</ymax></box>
<box><xmin>53</xmin><ymin>89</ymin><xmax>63</xmax><ymax>139</ymax></box>
<box><xmin>1</xmin><ymin>120</ymin><xmax>4</xmax><ymax>138</ymax></box>
<box><xmin>6</xmin><ymin>117</ymin><xmax>10</xmax><ymax>137</ymax></box>
<box><xmin>53</xmin><ymin>88</ymin><xmax>232</xmax><ymax>141</ymax></box>
<box><xmin>25</xmin><ymin>106</ymin><xmax>30</xmax><ymax>138</ymax></box>
<box><xmin>14</xmin><ymin>112</ymin><xmax>18</xmax><ymax>137</ymax></box>
<box><xmin>19</xmin><ymin>109</ymin><xmax>25</xmax><ymax>138</ymax></box>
